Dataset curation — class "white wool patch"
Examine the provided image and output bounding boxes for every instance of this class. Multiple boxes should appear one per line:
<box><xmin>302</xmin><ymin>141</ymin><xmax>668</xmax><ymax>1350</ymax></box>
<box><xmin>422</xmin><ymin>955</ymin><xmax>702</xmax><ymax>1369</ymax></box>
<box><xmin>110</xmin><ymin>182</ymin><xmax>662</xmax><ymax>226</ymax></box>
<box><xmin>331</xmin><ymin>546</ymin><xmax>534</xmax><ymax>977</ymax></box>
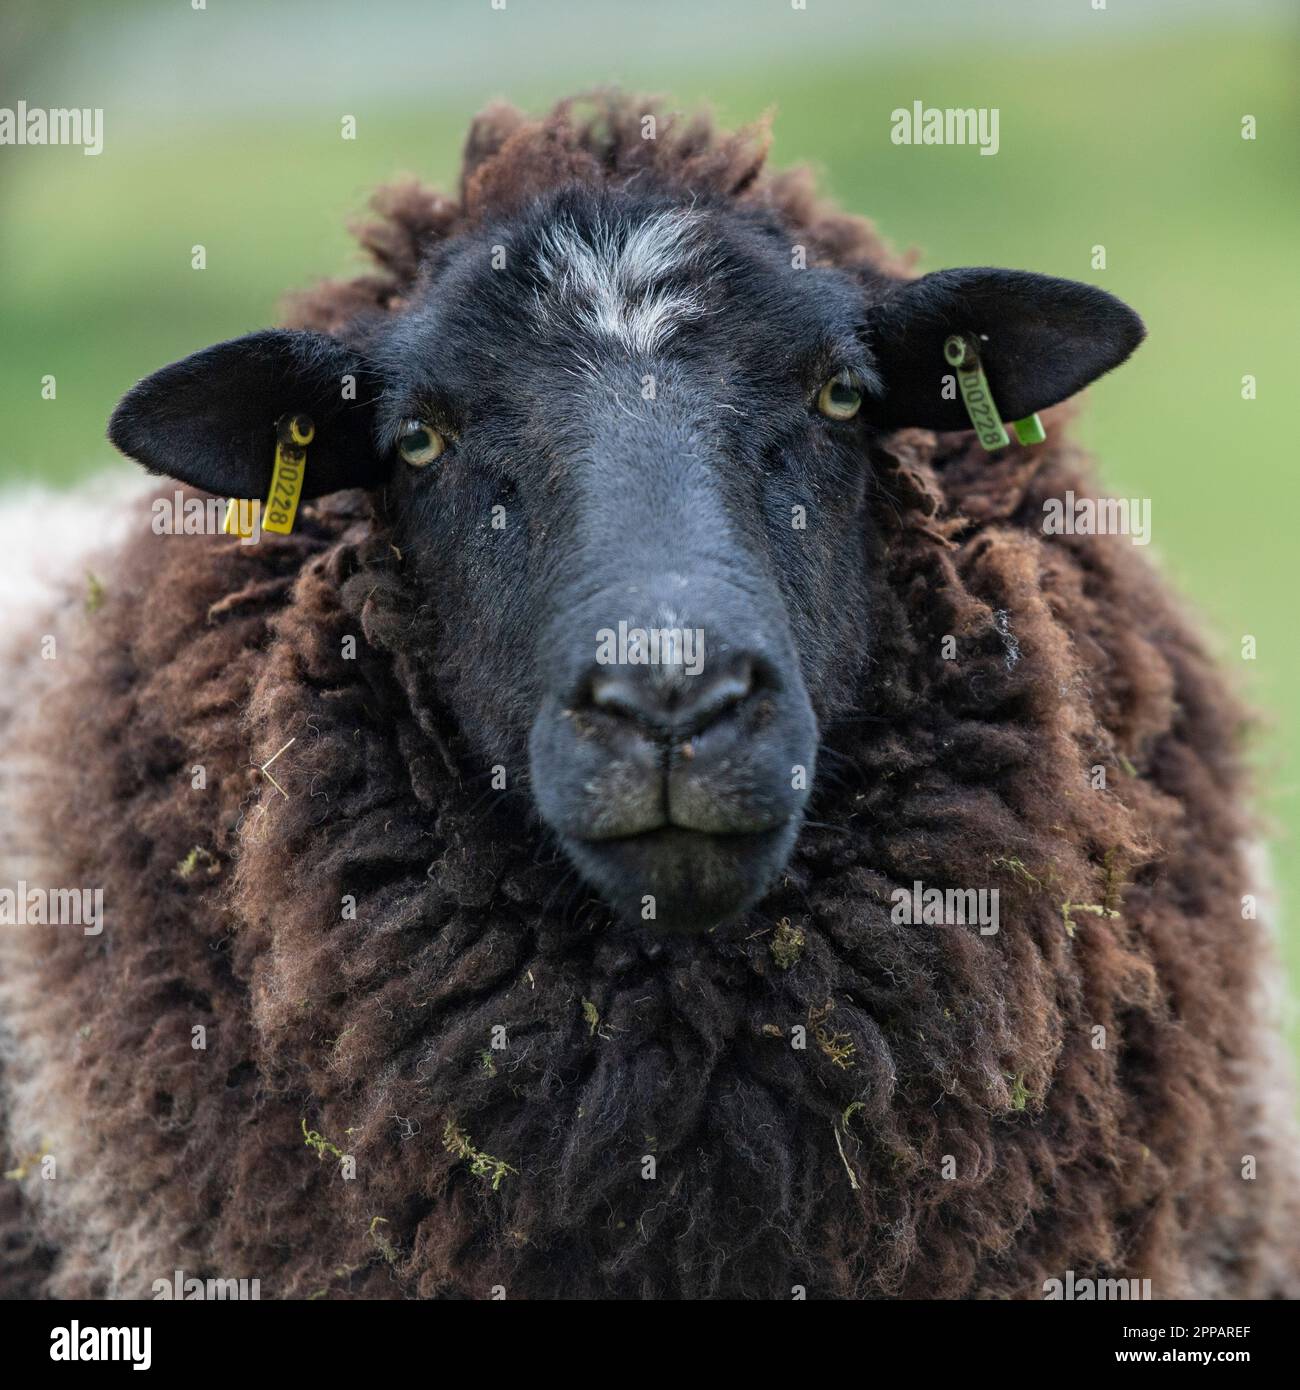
<box><xmin>1238</xmin><ymin>838</ymin><xmax>1300</xmax><ymax>1141</ymax></box>
<box><xmin>0</xmin><ymin>466</ymin><xmax>176</xmax><ymax>1298</ymax></box>
<box><xmin>532</xmin><ymin>209</ymin><xmax>711</xmax><ymax>354</ymax></box>
<box><xmin>0</xmin><ymin>469</ymin><xmax>151</xmax><ymax>871</ymax></box>
<box><xmin>1185</xmin><ymin>837</ymin><xmax>1300</xmax><ymax>1297</ymax></box>
<box><xmin>0</xmin><ymin>469</ymin><xmax>149</xmax><ymax>618</ymax></box>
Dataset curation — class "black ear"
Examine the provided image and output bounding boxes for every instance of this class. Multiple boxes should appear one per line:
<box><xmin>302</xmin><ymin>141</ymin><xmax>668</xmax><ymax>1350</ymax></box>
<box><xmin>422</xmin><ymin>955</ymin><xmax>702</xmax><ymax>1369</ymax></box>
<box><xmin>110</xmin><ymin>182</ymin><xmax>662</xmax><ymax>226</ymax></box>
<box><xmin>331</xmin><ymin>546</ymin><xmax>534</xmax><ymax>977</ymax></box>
<box><xmin>108</xmin><ymin>330</ymin><xmax>383</xmax><ymax>499</ymax></box>
<box><xmin>863</xmin><ymin>268</ymin><xmax>1145</xmax><ymax>432</ymax></box>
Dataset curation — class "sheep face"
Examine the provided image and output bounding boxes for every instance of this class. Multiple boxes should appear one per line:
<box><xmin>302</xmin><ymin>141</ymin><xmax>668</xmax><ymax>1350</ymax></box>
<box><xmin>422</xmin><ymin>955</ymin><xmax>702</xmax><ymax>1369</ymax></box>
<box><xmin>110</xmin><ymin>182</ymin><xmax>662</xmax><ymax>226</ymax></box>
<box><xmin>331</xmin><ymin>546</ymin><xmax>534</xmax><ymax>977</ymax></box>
<box><xmin>108</xmin><ymin>185</ymin><xmax>1144</xmax><ymax>935</ymax></box>
<box><xmin>376</xmin><ymin>187</ymin><xmax>877</xmax><ymax>931</ymax></box>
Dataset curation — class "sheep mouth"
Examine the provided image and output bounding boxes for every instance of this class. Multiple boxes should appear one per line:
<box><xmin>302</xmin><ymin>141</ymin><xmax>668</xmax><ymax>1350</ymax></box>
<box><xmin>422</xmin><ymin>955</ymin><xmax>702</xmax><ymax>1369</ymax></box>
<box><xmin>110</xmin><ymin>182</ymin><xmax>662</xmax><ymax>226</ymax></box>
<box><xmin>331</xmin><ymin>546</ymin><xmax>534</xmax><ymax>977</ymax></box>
<box><xmin>571</xmin><ymin>809</ymin><xmax>795</xmax><ymax>844</ymax></box>
<box><xmin>560</xmin><ymin>819</ymin><xmax>801</xmax><ymax>933</ymax></box>
<box><xmin>574</xmin><ymin>822</ymin><xmax>790</xmax><ymax>849</ymax></box>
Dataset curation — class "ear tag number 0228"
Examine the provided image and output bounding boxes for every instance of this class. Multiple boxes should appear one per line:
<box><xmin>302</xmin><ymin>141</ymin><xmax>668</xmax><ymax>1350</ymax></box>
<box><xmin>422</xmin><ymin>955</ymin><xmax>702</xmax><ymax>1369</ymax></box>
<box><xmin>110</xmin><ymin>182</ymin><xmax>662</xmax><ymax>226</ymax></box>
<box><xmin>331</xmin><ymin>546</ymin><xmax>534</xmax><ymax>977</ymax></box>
<box><xmin>943</xmin><ymin>334</ymin><xmax>1044</xmax><ymax>451</ymax></box>
<box><xmin>222</xmin><ymin>413</ymin><xmax>314</xmax><ymax>537</ymax></box>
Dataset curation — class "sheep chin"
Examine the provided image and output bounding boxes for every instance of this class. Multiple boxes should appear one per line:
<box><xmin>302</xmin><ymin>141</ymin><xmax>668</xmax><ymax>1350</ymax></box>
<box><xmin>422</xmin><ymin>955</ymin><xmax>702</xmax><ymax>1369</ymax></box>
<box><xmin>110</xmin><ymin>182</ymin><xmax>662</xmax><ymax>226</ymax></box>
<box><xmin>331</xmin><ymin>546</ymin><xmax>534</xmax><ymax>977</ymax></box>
<box><xmin>559</xmin><ymin>819</ymin><xmax>802</xmax><ymax>935</ymax></box>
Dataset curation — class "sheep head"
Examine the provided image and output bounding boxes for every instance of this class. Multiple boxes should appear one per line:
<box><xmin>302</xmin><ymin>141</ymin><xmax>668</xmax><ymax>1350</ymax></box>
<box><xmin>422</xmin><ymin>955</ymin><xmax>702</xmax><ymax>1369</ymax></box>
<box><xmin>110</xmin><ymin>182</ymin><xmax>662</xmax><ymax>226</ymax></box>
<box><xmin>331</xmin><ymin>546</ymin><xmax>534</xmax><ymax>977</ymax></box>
<box><xmin>108</xmin><ymin>181</ymin><xmax>1143</xmax><ymax>933</ymax></box>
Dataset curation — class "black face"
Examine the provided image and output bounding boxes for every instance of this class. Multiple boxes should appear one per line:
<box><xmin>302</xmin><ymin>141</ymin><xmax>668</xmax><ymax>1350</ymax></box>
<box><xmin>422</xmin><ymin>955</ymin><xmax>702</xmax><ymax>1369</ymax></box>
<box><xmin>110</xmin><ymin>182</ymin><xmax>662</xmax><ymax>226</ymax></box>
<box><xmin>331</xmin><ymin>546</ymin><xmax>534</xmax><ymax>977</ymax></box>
<box><xmin>108</xmin><ymin>183</ymin><xmax>1145</xmax><ymax>933</ymax></box>
<box><xmin>371</xmin><ymin>188</ymin><xmax>876</xmax><ymax>930</ymax></box>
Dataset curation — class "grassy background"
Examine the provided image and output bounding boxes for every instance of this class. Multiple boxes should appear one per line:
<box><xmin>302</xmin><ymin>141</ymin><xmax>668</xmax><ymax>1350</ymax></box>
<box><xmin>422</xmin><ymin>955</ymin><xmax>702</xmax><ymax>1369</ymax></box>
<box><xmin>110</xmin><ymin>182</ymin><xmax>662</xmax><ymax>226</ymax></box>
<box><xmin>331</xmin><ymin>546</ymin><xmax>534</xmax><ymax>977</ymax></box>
<box><xmin>3</xmin><ymin>3</ymin><xmax>1298</xmax><ymax>1041</ymax></box>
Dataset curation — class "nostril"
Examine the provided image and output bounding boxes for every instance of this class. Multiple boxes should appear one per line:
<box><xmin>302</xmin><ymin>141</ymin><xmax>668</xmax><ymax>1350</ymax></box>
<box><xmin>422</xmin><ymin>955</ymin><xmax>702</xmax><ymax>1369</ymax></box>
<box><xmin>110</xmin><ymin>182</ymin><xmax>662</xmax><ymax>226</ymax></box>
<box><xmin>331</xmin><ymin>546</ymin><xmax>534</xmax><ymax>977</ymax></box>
<box><xmin>689</xmin><ymin>656</ymin><xmax>754</xmax><ymax>726</ymax></box>
<box><xmin>579</xmin><ymin>654</ymin><xmax>772</xmax><ymax>738</ymax></box>
<box><xmin>588</xmin><ymin>671</ymin><xmax>651</xmax><ymax>723</ymax></box>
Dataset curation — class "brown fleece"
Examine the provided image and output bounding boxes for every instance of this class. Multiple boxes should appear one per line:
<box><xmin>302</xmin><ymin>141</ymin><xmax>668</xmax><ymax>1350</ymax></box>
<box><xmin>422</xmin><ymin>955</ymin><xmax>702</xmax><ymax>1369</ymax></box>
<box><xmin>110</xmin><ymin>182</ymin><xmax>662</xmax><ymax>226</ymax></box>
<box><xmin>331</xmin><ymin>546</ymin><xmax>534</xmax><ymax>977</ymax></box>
<box><xmin>1</xmin><ymin>95</ymin><xmax>1295</xmax><ymax>1300</ymax></box>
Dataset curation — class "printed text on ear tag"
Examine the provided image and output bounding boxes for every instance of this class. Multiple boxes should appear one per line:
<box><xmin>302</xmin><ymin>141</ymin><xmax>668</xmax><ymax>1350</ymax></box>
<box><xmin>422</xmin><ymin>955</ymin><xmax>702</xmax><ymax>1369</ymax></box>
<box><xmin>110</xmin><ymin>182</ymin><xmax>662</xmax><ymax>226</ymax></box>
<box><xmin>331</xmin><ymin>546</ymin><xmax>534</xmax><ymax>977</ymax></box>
<box><xmin>943</xmin><ymin>333</ymin><xmax>1046</xmax><ymax>451</ymax></box>
<box><xmin>263</xmin><ymin>414</ymin><xmax>314</xmax><ymax>534</ymax></box>
<box><xmin>220</xmin><ymin>414</ymin><xmax>314</xmax><ymax>537</ymax></box>
<box><xmin>944</xmin><ymin>333</ymin><xmax>1010</xmax><ymax>450</ymax></box>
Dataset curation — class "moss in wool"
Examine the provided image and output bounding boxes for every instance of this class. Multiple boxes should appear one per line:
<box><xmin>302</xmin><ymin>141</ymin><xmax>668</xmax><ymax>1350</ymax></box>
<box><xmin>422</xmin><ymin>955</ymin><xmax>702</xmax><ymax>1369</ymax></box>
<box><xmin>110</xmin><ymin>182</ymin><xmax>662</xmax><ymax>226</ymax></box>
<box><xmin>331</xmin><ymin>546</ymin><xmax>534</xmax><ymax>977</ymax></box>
<box><xmin>769</xmin><ymin>918</ymin><xmax>805</xmax><ymax>970</ymax></box>
<box><xmin>990</xmin><ymin>855</ymin><xmax>1047</xmax><ymax>891</ymax></box>
<box><xmin>809</xmin><ymin>1000</ymin><xmax>857</xmax><ymax>1070</ymax></box>
<box><xmin>301</xmin><ymin>1117</ymin><xmax>347</xmax><ymax>1165</ymax></box>
<box><xmin>1061</xmin><ymin>900</ymin><xmax>1120</xmax><ymax>937</ymax></box>
<box><xmin>581</xmin><ymin>999</ymin><xmax>613</xmax><ymax>1040</ymax></box>
<box><xmin>3</xmin><ymin>1146</ymin><xmax>48</xmax><ymax>1182</ymax></box>
<box><xmin>367</xmin><ymin>1216</ymin><xmax>397</xmax><ymax>1264</ymax></box>
<box><xmin>83</xmin><ymin>571</ymin><xmax>104</xmax><ymax>614</ymax></box>
<box><xmin>174</xmin><ymin>846</ymin><xmax>219</xmax><ymax>880</ymax></box>
<box><xmin>1007</xmin><ymin>1074</ymin><xmax>1032</xmax><ymax>1112</ymax></box>
<box><xmin>442</xmin><ymin>1120</ymin><xmax>518</xmax><ymax>1192</ymax></box>
<box><xmin>1101</xmin><ymin>847</ymin><xmax>1127</xmax><ymax>916</ymax></box>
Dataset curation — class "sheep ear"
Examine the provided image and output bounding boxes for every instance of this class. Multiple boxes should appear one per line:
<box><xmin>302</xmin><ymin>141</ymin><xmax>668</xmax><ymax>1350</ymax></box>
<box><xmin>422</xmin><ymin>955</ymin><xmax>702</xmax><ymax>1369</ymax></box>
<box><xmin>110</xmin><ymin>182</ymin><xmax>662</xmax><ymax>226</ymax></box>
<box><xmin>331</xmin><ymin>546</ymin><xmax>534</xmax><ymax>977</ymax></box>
<box><xmin>863</xmin><ymin>268</ymin><xmax>1145</xmax><ymax>432</ymax></box>
<box><xmin>108</xmin><ymin>330</ymin><xmax>382</xmax><ymax>499</ymax></box>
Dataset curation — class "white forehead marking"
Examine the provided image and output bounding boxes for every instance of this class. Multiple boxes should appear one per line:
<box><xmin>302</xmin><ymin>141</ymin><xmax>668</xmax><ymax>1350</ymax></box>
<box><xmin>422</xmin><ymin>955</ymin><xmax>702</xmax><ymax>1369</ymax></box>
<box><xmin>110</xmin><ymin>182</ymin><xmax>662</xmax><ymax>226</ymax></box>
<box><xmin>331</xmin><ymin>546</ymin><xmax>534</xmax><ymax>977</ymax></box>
<box><xmin>532</xmin><ymin>208</ymin><xmax>710</xmax><ymax>355</ymax></box>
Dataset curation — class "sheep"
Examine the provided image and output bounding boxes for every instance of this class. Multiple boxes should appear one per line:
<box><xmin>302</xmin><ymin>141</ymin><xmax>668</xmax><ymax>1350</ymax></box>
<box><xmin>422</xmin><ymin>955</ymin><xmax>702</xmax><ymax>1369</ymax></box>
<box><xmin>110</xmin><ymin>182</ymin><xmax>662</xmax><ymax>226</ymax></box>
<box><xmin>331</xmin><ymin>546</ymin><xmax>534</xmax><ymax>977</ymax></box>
<box><xmin>1</xmin><ymin>93</ymin><xmax>1296</xmax><ymax>1301</ymax></box>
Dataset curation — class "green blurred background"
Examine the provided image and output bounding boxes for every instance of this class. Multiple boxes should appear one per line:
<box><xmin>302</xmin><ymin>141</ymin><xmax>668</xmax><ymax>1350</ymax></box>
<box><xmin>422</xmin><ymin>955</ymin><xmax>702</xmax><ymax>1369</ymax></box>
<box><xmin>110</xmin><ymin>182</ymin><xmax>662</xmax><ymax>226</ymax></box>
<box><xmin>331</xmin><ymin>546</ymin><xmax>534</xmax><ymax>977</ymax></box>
<box><xmin>3</xmin><ymin>1</ymin><xmax>1298</xmax><ymax>1041</ymax></box>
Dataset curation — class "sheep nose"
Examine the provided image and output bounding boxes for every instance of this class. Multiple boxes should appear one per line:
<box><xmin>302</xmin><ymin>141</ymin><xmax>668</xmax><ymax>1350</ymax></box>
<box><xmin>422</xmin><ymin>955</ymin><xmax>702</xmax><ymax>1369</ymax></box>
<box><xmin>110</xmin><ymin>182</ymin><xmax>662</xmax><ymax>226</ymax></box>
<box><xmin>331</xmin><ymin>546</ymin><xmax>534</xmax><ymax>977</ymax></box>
<box><xmin>581</xmin><ymin>653</ymin><xmax>762</xmax><ymax>738</ymax></box>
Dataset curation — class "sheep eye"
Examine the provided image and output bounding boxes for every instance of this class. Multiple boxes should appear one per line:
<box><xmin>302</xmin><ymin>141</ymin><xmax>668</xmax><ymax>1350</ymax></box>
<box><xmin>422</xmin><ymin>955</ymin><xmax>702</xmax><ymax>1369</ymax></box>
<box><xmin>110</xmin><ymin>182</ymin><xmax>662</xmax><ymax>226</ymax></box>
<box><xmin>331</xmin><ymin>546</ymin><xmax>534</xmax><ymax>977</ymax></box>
<box><xmin>398</xmin><ymin>420</ymin><xmax>445</xmax><ymax>466</ymax></box>
<box><xmin>817</xmin><ymin>374</ymin><xmax>862</xmax><ymax>421</ymax></box>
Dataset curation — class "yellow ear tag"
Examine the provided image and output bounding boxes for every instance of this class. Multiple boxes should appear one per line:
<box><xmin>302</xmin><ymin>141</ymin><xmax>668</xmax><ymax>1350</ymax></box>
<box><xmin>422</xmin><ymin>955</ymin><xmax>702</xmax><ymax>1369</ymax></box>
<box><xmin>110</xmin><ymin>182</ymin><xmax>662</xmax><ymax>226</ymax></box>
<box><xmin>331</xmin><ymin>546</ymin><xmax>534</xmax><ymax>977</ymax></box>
<box><xmin>223</xmin><ymin>413</ymin><xmax>315</xmax><ymax>537</ymax></box>
<box><xmin>262</xmin><ymin>414</ymin><xmax>314</xmax><ymax>535</ymax></box>
<box><xmin>220</xmin><ymin>497</ymin><xmax>257</xmax><ymax>539</ymax></box>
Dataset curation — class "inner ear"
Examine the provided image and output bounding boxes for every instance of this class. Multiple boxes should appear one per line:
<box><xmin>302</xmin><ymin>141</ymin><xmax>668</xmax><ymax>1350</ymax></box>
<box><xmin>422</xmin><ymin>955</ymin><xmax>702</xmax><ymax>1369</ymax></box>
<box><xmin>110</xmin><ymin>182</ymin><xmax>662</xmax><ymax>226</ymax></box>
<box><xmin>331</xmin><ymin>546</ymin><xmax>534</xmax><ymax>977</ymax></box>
<box><xmin>862</xmin><ymin>267</ymin><xmax>1146</xmax><ymax>433</ymax></box>
<box><xmin>108</xmin><ymin>329</ymin><xmax>383</xmax><ymax>500</ymax></box>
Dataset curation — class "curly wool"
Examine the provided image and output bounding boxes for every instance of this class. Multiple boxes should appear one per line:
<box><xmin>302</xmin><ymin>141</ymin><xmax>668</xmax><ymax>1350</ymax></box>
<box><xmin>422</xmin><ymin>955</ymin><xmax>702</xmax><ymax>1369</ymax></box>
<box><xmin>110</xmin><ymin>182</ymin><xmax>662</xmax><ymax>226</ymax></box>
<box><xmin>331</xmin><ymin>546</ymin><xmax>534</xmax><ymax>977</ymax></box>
<box><xmin>1</xmin><ymin>95</ymin><xmax>1296</xmax><ymax>1300</ymax></box>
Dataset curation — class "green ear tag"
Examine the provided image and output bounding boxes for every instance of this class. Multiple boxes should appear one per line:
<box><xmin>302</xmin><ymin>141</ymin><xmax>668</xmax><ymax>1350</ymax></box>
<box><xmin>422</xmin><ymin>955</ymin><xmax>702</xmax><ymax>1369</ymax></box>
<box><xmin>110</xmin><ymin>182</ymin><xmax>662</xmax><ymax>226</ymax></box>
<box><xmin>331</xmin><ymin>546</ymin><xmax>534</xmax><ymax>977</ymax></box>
<box><xmin>1011</xmin><ymin>413</ymin><xmax>1046</xmax><ymax>445</ymax></box>
<box><xmin>943</xmin><ymin>333</ymin><xmax>1009</xmax><ymax>451</ymax></box>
